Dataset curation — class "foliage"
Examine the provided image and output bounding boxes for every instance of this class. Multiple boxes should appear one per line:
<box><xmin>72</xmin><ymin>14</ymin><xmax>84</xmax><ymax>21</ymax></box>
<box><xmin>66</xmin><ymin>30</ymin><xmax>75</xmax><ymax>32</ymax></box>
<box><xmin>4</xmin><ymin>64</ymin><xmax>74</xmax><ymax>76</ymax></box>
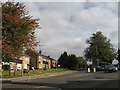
<box><xmin>2</xmin><ymin>64</ymin><xmax>10</xmax><ymax>70</ymax></box>
<box><xmin>99</xmin><ymin>62</ymin><xmax>111</xmax><ymax>66</ymax></box>
<box><xmin>0</xmin><ymin>6</ymin><xmax>2</xmax><ymax>63</ymax></box>
<box><xmin>84</xmin><ymin>31</ymin><xmax>116</xmax><ymax>66</ymax></box>
<box><xmin>23</xmin><ymin>69</ymin><xmax>29</xmax><ymax>73</ymax></box>
<box><xmin>66</xmin><ymin>54</ymin><xmax>78</xmax><ymax>70</ymax></box>
<box><xmin>2</xmin><ymin>2</ymin><xmax>40</xmax><ymax>62</ymax></box>
<box><xmin>117</xmin><ymin>49</ymin><xmax>120</xmax><ymax>65</ymax></box>
<box><xmin>77</xmin><ymin>57</ymin><xmax>87</xmax><ymax>68</ymax></box>
<box><xmin>58</xmin><ymin>51</ymin><xmax>68</xmax><ymax>68</ymax></box>
<box><xmin>58</xmin><ymin>52</ymin><xmax>86</xmax><ymax>70</ymax></box>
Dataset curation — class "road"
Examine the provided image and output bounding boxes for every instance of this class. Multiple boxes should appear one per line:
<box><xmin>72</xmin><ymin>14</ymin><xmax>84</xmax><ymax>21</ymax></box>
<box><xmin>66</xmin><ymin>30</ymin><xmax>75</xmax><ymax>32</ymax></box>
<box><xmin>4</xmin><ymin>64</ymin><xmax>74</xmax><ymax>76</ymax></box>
<box><xmin>2</xmin><ymin>71</ymin><xmax>119</xmax><ymax>90</ymax></box>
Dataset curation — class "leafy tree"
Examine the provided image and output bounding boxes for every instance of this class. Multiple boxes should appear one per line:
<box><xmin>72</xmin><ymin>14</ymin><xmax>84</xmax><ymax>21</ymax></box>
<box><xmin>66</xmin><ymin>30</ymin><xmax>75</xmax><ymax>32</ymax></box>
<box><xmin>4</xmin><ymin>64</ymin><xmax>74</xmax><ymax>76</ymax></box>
<box><xmin>58</xmin><ymin>51</ymin><xmax>68</xmax><ymax>68</ymax></box>
<box><xmin>77</xmin><ymin>57</ymin><xmax>87</xmax><ymax>68</ymax></box>
<box><xmin>2</xmin><ymin>2</ymin><xmax>40</xmax><ymax>62</ymax></box>
<box><xmin>67</xmin><ymin>54</ymin><xmax>79</xmax><ymax>70</ymax></box>
<box><xmin>84</xmin><ymin>31</ymin><xmax>116</xmax><ymax>66</ymax></box>
<box><xmin>118</xmin><ymin>49</ymin><xmax>120</xmax><ymax>64</ymax></box>
<box><xmin>58</xmin><ymin>52</ymin><xmax>86</xmax><ymax>70</ymax></box>
<box><xmin>0</xmin><ymin>6</ymin><xmax>2</xmax><ymax>63</ymax></box>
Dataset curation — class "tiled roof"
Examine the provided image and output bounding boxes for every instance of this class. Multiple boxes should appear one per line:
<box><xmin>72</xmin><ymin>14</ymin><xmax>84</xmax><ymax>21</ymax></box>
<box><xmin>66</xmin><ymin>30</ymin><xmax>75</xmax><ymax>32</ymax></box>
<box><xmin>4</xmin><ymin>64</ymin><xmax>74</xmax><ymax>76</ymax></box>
<box><xmin>25</xmin><ymin>49</ymin><xmax>40</xmax><ymax>57</ymax></box>
<box><xmin>25</xmin><ymin>49</ymin><xmax>57</xmax><ymax>61</ymax></box>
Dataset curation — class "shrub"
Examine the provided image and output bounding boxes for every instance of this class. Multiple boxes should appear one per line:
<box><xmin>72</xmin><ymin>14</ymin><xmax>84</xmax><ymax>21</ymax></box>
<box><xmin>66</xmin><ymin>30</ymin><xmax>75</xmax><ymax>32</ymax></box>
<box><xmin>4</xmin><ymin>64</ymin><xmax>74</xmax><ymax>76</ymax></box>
<box><xmin>43</xmin><ymin>68</ymin><xmax>46</xmax><ymax>70</ymax></box>
<box><xmin>2</xmin><ymin>64</ymin><xmax>10</xmax><ymax>70</ymax></box>
<box><xmin>99</xmin><ymin>62</ymin><xmax>111</xmax><ymax>66</ymax></box>
<box><xmin>23</xmin><ymin>69</ymin><xmax>29</xmax><ymax>73</ymax></box>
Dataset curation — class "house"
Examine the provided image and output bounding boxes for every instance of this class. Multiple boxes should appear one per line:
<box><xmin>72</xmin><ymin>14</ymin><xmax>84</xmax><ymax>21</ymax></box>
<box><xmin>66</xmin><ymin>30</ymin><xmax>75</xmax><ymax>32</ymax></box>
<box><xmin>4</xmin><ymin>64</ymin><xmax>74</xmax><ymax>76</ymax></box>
<box><xmin>25</xmin><ymin>49</ymin><xmax>57</xmax><ymax>69</ymax></box>
<box><xmin>49</xmin><ymin>57</ymin><xmax>57</xmax><ymax>68</ymax></box>
<box><xmin>112</xmin><ymin>59</ymin><xmax>119</xmax><ymax>65</ymax></box>
<box><xmin>0</xmin><ymin>63</ymin><xmax>2</xmax><ymax>69</ymax></box>
<box><xmin>2</xmin><ymin>55</ymin><xmax>30</xmax><ymax>71</ymax></box>
<box><xmin>25</xmin><ymin>49</ymin><xmax>42</xmax><ymax>69</ymax></box>
<box><xmin>17</xmin><ymin>55</ymin><xmax>30</xmax><ymax>70</ymax></box>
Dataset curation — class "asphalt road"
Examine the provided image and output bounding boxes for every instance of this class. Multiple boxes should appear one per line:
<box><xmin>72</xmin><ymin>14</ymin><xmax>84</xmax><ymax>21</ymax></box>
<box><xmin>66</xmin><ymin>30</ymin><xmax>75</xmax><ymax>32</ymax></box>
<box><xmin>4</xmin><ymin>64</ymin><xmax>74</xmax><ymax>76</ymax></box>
<box><xmin>2</xmin><ymin>70</ymin><xmax>119</xmax><ymax>90</ymax></box>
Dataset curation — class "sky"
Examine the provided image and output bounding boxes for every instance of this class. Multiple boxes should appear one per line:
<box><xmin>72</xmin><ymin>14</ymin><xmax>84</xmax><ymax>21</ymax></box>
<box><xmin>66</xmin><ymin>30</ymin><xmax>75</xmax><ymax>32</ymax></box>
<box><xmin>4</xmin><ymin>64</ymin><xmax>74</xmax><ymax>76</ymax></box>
<box><xmin>1</xmin><ymin>0</ymin><xmax>119</xmax><ymax>60</ymax></box>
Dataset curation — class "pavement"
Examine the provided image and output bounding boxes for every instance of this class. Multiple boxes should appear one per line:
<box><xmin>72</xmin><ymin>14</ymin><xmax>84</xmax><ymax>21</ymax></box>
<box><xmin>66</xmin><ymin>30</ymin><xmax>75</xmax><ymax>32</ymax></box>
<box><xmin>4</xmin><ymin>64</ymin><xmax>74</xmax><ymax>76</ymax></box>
<box><xmin>2</xmin><ymin>71</ymin><xmax>77</xmax><ymax>83</ymax></box>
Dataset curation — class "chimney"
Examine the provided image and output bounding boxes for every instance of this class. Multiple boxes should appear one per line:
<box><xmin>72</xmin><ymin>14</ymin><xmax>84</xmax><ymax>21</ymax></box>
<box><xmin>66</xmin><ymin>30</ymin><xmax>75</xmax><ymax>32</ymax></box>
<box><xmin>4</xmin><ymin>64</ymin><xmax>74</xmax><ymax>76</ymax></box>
<box><xmin>39</xmin><ymin>50</ymin><xmax>42</xmax><ymax>54</ymax></box>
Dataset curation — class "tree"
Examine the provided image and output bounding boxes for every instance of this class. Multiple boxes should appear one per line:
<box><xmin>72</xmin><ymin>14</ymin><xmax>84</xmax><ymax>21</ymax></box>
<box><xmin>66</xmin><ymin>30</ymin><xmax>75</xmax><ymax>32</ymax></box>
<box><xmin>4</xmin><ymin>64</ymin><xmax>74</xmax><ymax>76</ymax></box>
<box><xmin>84</xmin><ymin>31</ymin><xmax>116</xmax><ymax>66</ymax></box>
<box><xmin>58</xmin><ymin>52</ymin><xmax>86</xmax><ymax>70</ymax></box>
<box><xmin>58</xmin><ymin>51</ymin><xmax>68</xmax><ymax>68</ymax></box>
<box><xmin>0</xmin><ymin>5</ymin><xmax>2</xmax><ymax>63</ymax></box>
<box><xmin>117</xmin><ymin>49</ymin><xmax>120</xmax><ymax>65</ymax></box>
<box><xmin>2</xmin><ymin>2</ymin><xmax>40</xmax><ymax>62</ymax></box>
<box><xmin>67</xmin><ymin>54</ymin><xmax>79</xmax><ymax>70</ymax></box>
<box><xmin>77</xmin><ymin>57</ymin><xmax>87</xmax><ymax>68</ymax></box>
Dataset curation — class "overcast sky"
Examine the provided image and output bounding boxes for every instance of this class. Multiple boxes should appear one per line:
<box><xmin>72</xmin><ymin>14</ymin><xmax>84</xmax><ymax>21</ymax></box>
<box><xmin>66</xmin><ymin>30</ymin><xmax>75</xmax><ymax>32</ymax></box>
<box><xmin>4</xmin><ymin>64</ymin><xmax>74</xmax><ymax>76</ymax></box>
<box><xmin>1</xmin><ymin>0</ymin><xmax>118</xmax><ymax>60</ymax></box>
<box><xmin>22</xmin><ymin>1</ymin><xmax>118</xmax><ymax>60</ymax></box>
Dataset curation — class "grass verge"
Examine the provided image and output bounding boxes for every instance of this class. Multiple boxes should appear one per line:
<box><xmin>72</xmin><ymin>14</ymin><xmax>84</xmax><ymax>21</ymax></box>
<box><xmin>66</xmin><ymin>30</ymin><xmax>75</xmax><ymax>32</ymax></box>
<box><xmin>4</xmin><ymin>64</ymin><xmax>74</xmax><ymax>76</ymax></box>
<box><xmin>2</xmin><ymin>68</ymin><xmax>72</xmax><ymax>79</ymax></box>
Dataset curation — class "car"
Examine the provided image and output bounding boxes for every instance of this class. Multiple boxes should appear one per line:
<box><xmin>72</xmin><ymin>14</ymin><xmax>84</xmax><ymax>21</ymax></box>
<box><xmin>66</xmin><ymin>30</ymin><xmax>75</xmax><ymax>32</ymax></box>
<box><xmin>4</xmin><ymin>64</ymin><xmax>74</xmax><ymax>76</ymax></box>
<box><xmin>96</xmin><ymin>65</ymin><xmax>105</xmax><ymax>71</ymax></box>
<box><xmin>104</xmin><ymin>65</ymin><xmax>118</xmax><ymax>73</ymax></box>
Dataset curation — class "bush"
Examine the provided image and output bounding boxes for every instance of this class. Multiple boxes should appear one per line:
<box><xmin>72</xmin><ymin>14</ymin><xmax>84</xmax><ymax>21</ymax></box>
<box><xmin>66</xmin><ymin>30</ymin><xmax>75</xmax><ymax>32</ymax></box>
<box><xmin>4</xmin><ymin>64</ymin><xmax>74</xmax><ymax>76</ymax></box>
<box><xmin>23</xmin><ymin>69</ymin><xmax>29</xmax><ymax>73</ymax></box>
<box><xmin>99</xmin><ymin>62</ymin><xmax>111</xmax><ymax>66</ymax></box>
<box><xmin>2</xmin><ymin>64</ymin><xmax>10</xmax><ymax>70</ymax></box>
<box><xmin>43</xmin><ymin>68</ymin><xmax>46</xmax><ymax>70</ymax></box>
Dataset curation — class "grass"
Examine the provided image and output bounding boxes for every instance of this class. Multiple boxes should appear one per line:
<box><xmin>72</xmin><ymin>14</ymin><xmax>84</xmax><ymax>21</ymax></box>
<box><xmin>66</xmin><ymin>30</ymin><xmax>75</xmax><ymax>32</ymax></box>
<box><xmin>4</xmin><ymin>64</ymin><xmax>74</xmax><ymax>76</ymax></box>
<box><xmin>2</xmin><ymin>68</ymin><xmax>71</xmax><ymax>79</ymax></box>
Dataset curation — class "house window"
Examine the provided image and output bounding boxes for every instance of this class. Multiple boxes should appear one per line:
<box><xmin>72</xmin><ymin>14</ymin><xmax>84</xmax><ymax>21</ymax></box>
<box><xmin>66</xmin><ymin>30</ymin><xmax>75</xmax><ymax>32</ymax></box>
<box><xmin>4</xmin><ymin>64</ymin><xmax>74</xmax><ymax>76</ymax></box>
<box><xmin>43</xmin><ymin>61</ymin><xmax>48</xmax><ymax>64</ymax></box>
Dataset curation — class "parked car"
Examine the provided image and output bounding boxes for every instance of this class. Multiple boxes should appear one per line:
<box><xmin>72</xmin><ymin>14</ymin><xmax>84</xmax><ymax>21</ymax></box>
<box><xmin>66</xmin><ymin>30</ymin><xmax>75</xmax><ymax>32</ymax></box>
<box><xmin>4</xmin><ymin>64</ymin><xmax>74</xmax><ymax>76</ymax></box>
<box><xmin>105</xmin><ymin>65</ymin><xmax>118</xmax><ymax>73</ymax></box>
<box><xmin>79</xmin><ymin>67</ymin><xmax>87</xmax><ymax>71</ymax></box>
<box><xmin>96</xmin><ymin>65</ymin><xmax>105</xmax><ymax>71</ymax></box>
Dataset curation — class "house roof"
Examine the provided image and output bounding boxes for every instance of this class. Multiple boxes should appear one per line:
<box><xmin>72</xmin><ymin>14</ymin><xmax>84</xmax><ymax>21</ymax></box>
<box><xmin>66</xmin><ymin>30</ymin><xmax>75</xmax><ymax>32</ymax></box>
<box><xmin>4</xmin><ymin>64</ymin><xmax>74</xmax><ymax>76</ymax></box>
<box><xmin>25</xmin><ymin>49</ymin><xmax>40</xmax><ymax>57</ymax></box>
<box><xmin>25</xmin><ymin>49</ymin><xmax>57</xmax><ymax>61</ymax></box>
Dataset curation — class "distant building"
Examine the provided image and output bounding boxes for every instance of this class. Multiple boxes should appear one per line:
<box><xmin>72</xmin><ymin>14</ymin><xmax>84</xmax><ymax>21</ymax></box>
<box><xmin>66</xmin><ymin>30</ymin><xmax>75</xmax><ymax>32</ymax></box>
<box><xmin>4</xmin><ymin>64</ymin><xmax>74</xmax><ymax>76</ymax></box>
<box><xmin>112</xmin><ymin>59</ymin><xmax>119</xmax><ymax>65</ymax></box>
<box><xmin>49</xmin><ymin>56</ymin><xmax>58</xmax><ymax>68</ymax></box>
<box><xmin>2</xmin><ymin>55</ymin><xmax>30</xmax><ymax>70</ymax></box>
<box><xmin>25</xmin><ymin>49</ymin><xmax>57</xmax><ymax>69</ymax></box>
<box><xmin>0</xmin><ymin>63</ymin><xmax>2</xmax><ymax>70</ymax></box>
<box><xmin>87</xmin><ymin>61</ymin><xmax>93</xmax><ymax>65</ymax></box>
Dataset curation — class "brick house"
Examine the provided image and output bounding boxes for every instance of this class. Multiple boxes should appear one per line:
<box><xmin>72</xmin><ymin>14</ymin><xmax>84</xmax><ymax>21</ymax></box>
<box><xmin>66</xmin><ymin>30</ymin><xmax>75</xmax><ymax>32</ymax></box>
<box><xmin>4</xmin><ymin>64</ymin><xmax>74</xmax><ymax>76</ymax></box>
<box><xmin>49</xmin><ymin>57</ymin><xmax>57</xmax><ymax>68</ymax></box>
<box><xmin>25</xmin><ymin>49</ymin><xmax>57</xmax><ymax>69</ymax></box>
<box><xmin>2</xmin><ymin>55</ymin><xmax>30</xmax><ymax>71</ymax></box>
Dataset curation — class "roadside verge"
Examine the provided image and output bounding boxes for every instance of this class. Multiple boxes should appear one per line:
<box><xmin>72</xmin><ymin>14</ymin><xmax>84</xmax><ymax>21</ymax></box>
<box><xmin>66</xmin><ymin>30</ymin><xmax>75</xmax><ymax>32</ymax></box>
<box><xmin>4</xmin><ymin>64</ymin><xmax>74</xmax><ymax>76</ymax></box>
<box><xmin>2</xmin><ymin>71</ymin><xmax>77</xmax><ymax>83</ymax></box>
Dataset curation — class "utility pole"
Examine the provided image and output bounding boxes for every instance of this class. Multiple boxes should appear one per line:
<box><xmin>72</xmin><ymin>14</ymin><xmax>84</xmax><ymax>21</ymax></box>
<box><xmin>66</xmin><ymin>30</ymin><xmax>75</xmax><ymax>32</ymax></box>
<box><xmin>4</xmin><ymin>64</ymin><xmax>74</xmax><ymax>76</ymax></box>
<box><xmin>21</xmin><ymin>47</ymin><xmax>26</xmax><ymax>77</ymax></box>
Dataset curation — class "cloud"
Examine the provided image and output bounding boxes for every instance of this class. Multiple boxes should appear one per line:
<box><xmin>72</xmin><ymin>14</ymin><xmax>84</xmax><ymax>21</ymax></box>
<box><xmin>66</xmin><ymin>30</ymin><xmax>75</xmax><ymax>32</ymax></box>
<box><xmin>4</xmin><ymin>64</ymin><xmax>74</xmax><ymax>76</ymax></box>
<box><xmin>1</xmin><ymin>0</ymin><xmax>119</xmax><ymax>2</ymax></box>
<box><xmin>2</xmin><ymin>1</ymin><xmax>118</xmax><ymax>59</ymax></box>
<box><xmin>23</xmin><ymin>2</ymin><xmax>118</xmax><ymax>59</ymax></box>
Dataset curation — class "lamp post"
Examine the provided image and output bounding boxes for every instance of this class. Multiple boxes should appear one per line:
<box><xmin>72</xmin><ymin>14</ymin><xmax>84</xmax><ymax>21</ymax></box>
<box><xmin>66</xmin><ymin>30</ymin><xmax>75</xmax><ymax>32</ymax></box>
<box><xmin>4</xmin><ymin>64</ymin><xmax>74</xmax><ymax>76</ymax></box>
<box><xmin>21</xmin><ymin>56</ymin><xmax>23</xmax><ymax>77</ymax></box>
<box><xmin>21</xmin><ymin>47</ymin><xmax>26</xmax><ymax>77</ymax></box>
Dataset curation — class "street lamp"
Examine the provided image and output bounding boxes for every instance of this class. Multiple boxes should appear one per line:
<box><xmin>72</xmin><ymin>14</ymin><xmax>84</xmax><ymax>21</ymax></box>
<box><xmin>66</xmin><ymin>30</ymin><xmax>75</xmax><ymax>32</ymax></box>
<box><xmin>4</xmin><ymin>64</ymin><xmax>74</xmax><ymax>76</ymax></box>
<box><xmin>21</xmin><ymin>56</ymin><xmax>23</xmax><ymax>77</ymax></box>
<box><xmin>21</xmin><ymin>47</ymin><xmax>26</xmax><ymax>77</ymax></box>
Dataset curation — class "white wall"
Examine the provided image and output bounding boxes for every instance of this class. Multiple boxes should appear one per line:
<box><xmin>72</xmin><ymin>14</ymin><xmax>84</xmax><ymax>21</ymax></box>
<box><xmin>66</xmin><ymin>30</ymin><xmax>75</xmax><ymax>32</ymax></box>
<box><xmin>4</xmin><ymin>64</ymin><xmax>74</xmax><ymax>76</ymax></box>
<box><xmin>17</xmin><ymin>63</ymin><xmax>22</xmax><ymax>70</ymax></box>
<box><xmin>24</xmin><ymin>64</ymin><xmax>27</xmax><ymax>69</ymax></box>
